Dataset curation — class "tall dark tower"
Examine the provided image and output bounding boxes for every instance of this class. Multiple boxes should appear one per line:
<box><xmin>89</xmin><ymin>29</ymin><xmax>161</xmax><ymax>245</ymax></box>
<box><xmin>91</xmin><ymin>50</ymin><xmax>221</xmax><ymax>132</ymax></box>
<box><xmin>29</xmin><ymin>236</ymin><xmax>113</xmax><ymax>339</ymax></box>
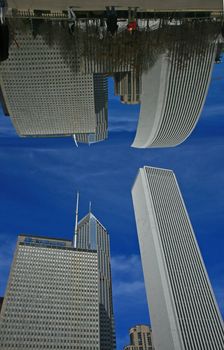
<box><xmin>76</xmin><ymin>205</ymin><xmax>116</xmax><ymax>350</ymax></box>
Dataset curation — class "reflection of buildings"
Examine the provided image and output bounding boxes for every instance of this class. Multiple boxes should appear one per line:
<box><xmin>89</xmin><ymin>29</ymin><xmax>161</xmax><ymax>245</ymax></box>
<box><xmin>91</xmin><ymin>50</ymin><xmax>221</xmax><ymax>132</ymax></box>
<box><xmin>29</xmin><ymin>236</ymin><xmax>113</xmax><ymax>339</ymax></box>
<box><xmin>132</xmin><ymin>166</ymin><xmax>224</xmax><ymax>350</ymax></box>
<box><xmin>114</xmin><ymin>71</ymin><xmax>141</xmax><ymax>105</ymax></box>
<box><xmin>132</xmin><ymin>41</ymin><xmax>217</xmax><ymax>148</ymax></box>
<box><xmin>77</xmin><ymin>209</ymin><xmax>116</xmax><ymax>350</ymax></box>
<box><xmin>0</xmin><ymin>32</ymin><xmax>108</xmax><ymax>140</ymax></box>
<box><xmin>0</xmin><ymin>297</ymin><xmax>3</xmax><ymax>313</ymax></box>
<box><xmin>75</xmin><ymin>74</ymin><xmax>108</xmax><ymax>144</ymax></box>
<box><xmin>124</xmin><ymin>325</ymin><xmax>153</xmax><ymax>350</ymax></box>
<box><xmin>0</xmin><ymin>234</ymin><xmax>100</xmax><ymax>349</ymax></box>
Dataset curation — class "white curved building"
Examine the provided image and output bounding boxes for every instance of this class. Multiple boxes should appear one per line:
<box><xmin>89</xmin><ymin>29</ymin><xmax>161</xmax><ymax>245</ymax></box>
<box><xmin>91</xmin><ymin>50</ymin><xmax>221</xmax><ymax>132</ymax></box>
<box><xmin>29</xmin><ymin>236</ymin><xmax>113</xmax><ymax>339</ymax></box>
<box><xmin>132</xmin><ymin>40</ymin><xmax>217</xmax><ymax>148</ymax></box>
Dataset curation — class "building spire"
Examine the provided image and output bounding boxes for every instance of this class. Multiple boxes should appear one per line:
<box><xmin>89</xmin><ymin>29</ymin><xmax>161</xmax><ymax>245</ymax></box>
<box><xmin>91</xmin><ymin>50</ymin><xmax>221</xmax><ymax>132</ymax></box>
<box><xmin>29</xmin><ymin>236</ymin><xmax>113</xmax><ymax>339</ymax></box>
<box><xmin>73</xmin><ymin>192</ymin><xmax>79</xmax><ymax>248</ymax></box>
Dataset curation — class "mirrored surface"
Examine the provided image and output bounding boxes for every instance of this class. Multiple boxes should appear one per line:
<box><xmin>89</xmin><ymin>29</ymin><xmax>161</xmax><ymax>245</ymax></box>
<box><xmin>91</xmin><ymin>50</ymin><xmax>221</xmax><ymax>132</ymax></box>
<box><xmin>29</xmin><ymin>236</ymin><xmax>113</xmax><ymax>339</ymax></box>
<box><xmin>0</xmin><ymin>4</ymin><xmax>224</xmax><ymax>350</ymax></box>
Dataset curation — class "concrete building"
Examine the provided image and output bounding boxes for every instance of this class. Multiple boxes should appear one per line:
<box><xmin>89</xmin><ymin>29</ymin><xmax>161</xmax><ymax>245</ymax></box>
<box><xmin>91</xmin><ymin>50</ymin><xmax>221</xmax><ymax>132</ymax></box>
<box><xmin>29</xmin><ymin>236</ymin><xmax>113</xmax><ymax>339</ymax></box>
<box><xmin>0</xmin><ymin>32</ymin><xmax>108</xmax><ymax>139</ymax></box>
<box><xmin>76</xmin><ymin>209</ymin><xmax>116</xmax><ymax>350</ymax></box>
<box><xmin>114</xmin><ymin>71</ymin><xmax>141</xmax><ymax>105</ymax></box>
<box><xmin>132</xmin><ymin>36</ymin><xmax>217</xmax><ymax>148</ymax></box>
<box><xmin>124</xmin><ymin>325</ymin><xmax>153</xmax><ymax>350</ymax></box>
<box><xmin>0</xmin><ymin>234</ymin><xmax>100</xmax><ymax>350</ymax></box>
<box><xmin>132</xmin><ymin>166</ymin><xmax>224</xmax><ymax>350</ymax></box>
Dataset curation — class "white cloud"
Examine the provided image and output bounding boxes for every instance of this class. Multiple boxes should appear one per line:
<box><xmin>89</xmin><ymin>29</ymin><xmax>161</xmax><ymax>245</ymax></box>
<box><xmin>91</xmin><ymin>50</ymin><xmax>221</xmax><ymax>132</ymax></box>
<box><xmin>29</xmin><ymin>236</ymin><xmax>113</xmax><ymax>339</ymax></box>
<box><xmin>111</xmin><ymin>254</ymin><xmax>142</xmax><ymax>274</ymax></box>
<box><xmin>111</xmin><ymin>254</ymin><xmax>146</xmax><ymax>298</ymax></box>
<box><xmin>113</xmin><ymin>280</ymin><xmax>145</xmax><ymax>297</ymax></box>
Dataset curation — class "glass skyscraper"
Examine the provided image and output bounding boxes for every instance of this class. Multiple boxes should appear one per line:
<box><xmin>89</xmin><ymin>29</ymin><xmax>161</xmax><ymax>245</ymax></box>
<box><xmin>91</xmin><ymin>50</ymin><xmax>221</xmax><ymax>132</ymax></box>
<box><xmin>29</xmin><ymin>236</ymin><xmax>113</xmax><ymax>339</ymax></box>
<box><xmin>77</xmin><ymin>210</ymin><xmax>116</xmax><ymax>350</ymax></box>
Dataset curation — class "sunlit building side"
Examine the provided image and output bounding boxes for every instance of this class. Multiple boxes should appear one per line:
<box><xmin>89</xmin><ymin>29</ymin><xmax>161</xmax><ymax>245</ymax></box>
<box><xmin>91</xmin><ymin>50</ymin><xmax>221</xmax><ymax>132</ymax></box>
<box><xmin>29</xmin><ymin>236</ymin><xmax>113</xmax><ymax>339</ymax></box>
<box><xmin>132</xmin><ymin>40</ymin><xmax>217</xmax><ymax>148</ymax></box>
<box><xmin>124</xmin><ymin>325</ymin><xmax>153</xmax><ymax>350</ymax></box>
<box><xmin>0</xmin><ymin>235</ymin><xmax>100</xmax><ymax>350</ymax></box>
<box><xmin>132</xmin><ymin>166</ymin><xmax>224</xmax><ymax>350</ymax></box>
<box><xmin>0</xmin><ymin>32</ymin><xmax>108</xmax><ymax>139</ymax></box>
<box><xmin>77</xmin><ymin>211</ymin><xmax>116</xmax><ymax>350</ymax></box>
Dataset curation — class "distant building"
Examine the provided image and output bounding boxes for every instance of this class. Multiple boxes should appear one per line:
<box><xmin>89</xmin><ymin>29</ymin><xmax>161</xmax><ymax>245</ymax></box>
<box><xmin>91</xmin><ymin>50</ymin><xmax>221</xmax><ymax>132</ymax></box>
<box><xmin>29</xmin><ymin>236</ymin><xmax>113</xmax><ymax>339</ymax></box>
<box><xmin>132</xmin><ymin>39</ymin><xmax>217</xmax><ymax>148</ymax></box>
<box><xmin>114</xmin><ymin>71</ymin><xmax>141</xmax><ymax>105</ymax></box>
<box><xmin>77</xmin><ymin>209</ymin><xmax>116</xmax><ymax>350</ymax></box>
<box><xmin>124</xmin><ymin>325</ymin><xmax>153</xmax><ymax>350</ymax></box>
<box><xmin>0</xmin><ymin>234</ymin><xmax>100</xmax><ymax>349</ymax></box>
<box><xmin>0</xmin><ymin>32</ymin><xmax>108</xmax><ymax>139</ymax></box>
<box><xmin>132</xmin><ymin>166</ymin><xmax>224</xmax><ymax>350</ymax></box>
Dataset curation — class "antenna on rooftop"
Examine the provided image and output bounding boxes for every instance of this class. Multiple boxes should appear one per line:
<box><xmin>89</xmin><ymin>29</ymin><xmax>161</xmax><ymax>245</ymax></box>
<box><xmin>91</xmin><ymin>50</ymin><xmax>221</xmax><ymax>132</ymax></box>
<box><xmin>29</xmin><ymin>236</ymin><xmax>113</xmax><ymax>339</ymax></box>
<box><xmin>73</xmin><ymin>192</ymin><xmax>79</xmax><ymax>248</ymax></box>
<box><xmin>89</xmin><ymin>201</ymin><xmax>92</xmax><ymax>214</ymax></box>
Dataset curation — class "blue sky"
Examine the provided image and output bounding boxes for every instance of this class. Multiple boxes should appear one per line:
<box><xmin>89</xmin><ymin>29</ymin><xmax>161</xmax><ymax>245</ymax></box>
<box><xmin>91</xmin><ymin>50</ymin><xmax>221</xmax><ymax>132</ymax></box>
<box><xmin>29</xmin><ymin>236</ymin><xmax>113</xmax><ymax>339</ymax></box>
<box><xmin>0</xmin><ymin>64</ymin><xmax>224</xmax><ymax>349</ymax></box>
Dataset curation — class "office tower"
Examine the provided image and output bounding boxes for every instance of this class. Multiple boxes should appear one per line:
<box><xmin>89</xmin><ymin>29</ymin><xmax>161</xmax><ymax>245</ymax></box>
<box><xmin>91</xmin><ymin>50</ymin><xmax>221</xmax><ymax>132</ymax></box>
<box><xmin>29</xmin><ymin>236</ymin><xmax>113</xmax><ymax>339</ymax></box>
<box><xmin>0</xmin><ymin>31</ymin><xmax>108</xmax><ymax>138</ymax></box>
<box><xmin>75</xmin><ymin>74</ymin><xmax>108</xmax><ymax>144</ymax></box>
<box><xmin>132</xmin><ymin>166</ymin><xmax>224</xmax><ymax>350</ymax></box>
<box><xmin>114</xmin><ymin>71</ymin><xmax>141</xmax><ymax>105</ymax></box>
<box><xmin>0</xmin><ymin>234</ymin><xmax>100</xmax><ymax>350</ymax></box>
<box><xmin>132</xmin><ymin>36</ymin><xmax>217</xmax><ymax>148</ymax></box>
<box><xmin>76</xmin><ymin>209</ymin><xmax>116</xmax><ymax>350</ymax></box>
<box><xmin>124</xmin><ymin>325</ymin><xmax>153</xmax><ymax>350</ymax></box>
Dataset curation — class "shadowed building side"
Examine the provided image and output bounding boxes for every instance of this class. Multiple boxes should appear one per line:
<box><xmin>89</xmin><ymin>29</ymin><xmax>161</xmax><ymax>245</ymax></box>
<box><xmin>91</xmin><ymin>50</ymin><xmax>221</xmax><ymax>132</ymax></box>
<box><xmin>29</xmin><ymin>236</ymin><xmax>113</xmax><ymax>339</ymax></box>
<box><xmin>77</xmin><ymin>212</ymin><xmax>116</xmax><ymax>350</ymax></box>
<box><xmin>0</xmin><ymin>87</ymin><xmax>9</xmax><ymax>116</ymax></box>
<box><xmin>132</xmin><ymin>38</ymin><xmax>217</xmax><ymax>148</ymax></box>
<box><xmin>132</xmin><ymin>166</ymin><xmax>224</xmax><ymax>350</ymax></box>
<box><xmin>75</xmin><ymin>74</ymin><xmax>108</xmax><ymax>144</ymax></box>
<box><xmin>0</xmin><ymin>297</ymin><xmax>4</xmax><ymax>313</ymax></box>
<box><xmin>114</xmin><ymin>71</ymin><xmax>141</xmax><ymax>105</ymax></box>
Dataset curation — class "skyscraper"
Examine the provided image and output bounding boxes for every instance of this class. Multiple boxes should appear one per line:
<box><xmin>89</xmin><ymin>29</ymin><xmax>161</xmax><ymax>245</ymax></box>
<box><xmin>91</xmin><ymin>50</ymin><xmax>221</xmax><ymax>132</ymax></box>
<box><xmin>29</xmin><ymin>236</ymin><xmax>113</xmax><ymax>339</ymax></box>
<box><xmin>132</xmin><ymin>33</ymin><xmax>217</xmax><ymax>148</ymax></box>
<box><xmin>75</xmin><ymin>74</ymin><xmax>108</xmax><ymax>144</ymax></box>
<box><xmin>0</xmin><ymin>31</ymin><xmax>108</xmax><ymax>139</ymax></box>
<box><xmin>76</xmin><ymin>208</ymin><xmax>116</xmax><ymax>350</ymax></box>
<box><xmin>132</xmin><ymin>166</ymin><xmax>224</xmax><ymax>350</ymax></box>
<box><xmin>124</xmin><ymin>325</ymin><xmax>153</xmax><ymax>350</ymax></box>
<box><xmin>0</xmin><ymin>234</ymin><xmax>100</xmax><ymax>350</ymax></box>
<box><xmin>114</xmin><ymin>71</ymin><xmax>141</xmax><ymax>105</ymax></box>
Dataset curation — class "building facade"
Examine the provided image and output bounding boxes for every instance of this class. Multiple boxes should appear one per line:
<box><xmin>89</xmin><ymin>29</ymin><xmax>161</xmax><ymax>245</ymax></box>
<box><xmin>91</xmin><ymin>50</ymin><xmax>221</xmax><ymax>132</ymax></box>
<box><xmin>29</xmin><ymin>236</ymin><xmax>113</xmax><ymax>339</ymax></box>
<box><xmin>132</xmin><ymin>166</ymin><xmax>224</xmax><ymax>350</ymax></box>
<box><xmin>132</xmin><ymin>36</ymin><xmax>217</xmax><ymax>148</ymax></box>
<box><xmin>77</xmin><ymin>211</ymin><xmax>116</xmax><ymax>350</ymax></box>
<box><xmin>75</xmin><ymin>74</ymin><xmax>108</xmax><ymax>144</ymax></box>
<box><xmin>0</xmin><ymin>31</ymin><xmax>108</xmax><ymax>139</ymax></box>
<box><xmin>114</xmin><ymin>71</ymin><xmax>141</xmax><ymax>105</ymax></box>
<box><xmin>124</xmin><ymin>325</ymin><xmax>153</xmax><ymax>350</ymax></box>
<box><xmin>0</xmin><ymin>235</ymin><xmax>100</xmax><ymax>350</ymax></box>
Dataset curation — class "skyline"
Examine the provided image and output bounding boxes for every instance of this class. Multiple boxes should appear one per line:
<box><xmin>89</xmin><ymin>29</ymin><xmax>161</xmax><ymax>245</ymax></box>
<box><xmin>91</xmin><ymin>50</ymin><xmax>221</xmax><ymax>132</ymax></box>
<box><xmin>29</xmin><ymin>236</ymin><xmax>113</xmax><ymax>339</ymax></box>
<box><xmin>1</xmin><ymin>18</ymin><xmax>221</xmax><ymax>149</ymax></box>
<box><xmin>0</xmin><ymin>64</ymin><xmax>224</xmax><ymax>350</ymax></box>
